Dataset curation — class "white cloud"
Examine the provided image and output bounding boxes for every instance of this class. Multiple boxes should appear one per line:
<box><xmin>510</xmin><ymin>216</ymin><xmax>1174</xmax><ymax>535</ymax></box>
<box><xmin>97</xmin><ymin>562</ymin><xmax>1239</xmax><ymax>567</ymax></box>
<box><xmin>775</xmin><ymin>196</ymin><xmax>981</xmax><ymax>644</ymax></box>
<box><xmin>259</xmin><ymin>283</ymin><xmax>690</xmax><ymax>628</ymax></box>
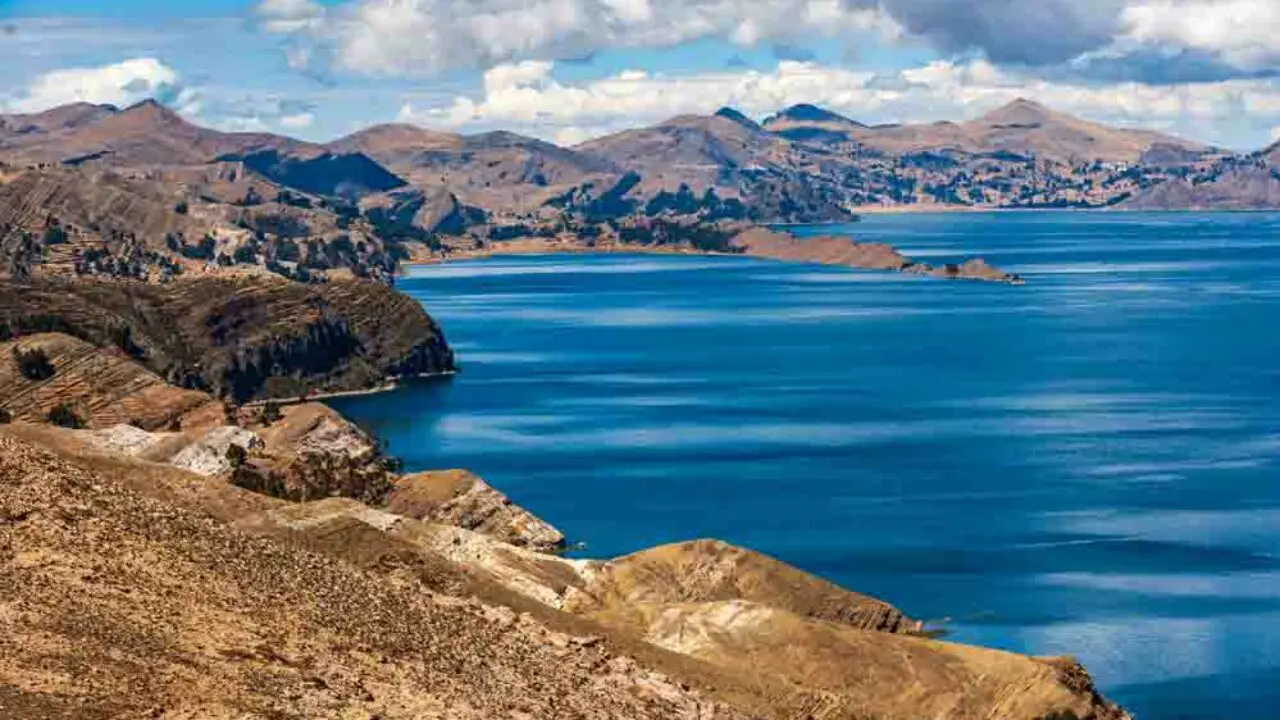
<box><xmin>398</xmin><ymin>58</ymin><xmax>1280</xmax><ymax>149</ymax></box>
<box><xmin>7</xmin><ymin>57</ymin><xmax>200</xmax><ymax>115</ymax></box>
<box><xmin>278</xmin><ymin>111</ymin><xmax>316</xmax><ymax>129</ymax></box>
<box><xmin>259</xmin><ymin>0</ymin><xmax>897</xmax><ymax>76</ymax></box>
<box><xmin>1119</xmin><ymin>0</ymin><xmax>1280</xmax><ymax>69</ymax></box>
<box><xmin>255</xmin><ymin>0</ymin><xmax>326</xmax><ymax>33</ymax></box>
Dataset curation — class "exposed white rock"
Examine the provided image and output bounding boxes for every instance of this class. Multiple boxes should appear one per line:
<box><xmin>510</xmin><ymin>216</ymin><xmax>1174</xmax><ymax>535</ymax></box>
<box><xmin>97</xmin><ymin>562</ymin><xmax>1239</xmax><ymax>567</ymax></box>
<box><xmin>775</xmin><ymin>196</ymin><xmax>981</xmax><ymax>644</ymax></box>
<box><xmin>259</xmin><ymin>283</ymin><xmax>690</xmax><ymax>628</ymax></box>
<box><xmin>84</xmin><ymin>424</ymin><xmax>165</xmax><ymax>456</ymax></box>
<box><xmin>171</xmin><ymin>426</ymin><xmax>264</xmax><ymax>477</ymax></box>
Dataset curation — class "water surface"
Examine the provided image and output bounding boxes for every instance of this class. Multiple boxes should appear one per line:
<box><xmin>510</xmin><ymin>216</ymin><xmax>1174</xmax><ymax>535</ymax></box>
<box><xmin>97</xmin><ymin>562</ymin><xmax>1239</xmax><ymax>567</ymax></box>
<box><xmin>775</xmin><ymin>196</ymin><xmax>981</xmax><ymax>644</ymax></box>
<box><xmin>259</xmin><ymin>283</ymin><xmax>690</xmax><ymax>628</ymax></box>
<box><xmin>334</xmin><ymin>212</ymin><xmax>1280</xmax><ymax>718</ymax></box>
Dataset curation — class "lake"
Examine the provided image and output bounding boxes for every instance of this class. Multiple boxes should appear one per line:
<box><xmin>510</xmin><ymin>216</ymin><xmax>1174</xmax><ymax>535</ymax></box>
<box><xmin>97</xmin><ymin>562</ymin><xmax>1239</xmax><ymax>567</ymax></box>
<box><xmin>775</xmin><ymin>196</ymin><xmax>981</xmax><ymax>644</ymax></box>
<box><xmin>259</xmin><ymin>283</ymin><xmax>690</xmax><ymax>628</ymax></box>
<box><xmin>332</xmin><ymin>212</ymin><xmax>1280</xmax><ymax>719</ymax></box>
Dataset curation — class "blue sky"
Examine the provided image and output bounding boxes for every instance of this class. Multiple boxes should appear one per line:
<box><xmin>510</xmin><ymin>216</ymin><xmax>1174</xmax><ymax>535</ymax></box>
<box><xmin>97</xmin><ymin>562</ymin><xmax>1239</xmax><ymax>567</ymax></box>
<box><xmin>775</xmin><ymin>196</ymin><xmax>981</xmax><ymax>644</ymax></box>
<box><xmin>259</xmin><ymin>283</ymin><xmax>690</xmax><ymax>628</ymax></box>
<box><xmin>2</xmin><ymin>0</ymin><xmax>1279</xmax><ymax>149</ymax></box>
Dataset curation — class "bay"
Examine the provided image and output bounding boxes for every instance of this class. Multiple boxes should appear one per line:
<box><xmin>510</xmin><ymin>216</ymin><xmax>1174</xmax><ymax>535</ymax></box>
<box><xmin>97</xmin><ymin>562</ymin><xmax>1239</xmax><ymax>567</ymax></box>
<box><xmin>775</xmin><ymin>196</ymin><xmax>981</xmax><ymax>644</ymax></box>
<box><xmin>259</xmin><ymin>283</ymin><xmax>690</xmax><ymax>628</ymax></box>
<box><xmin>333</xmin><ymin>211</ymin><xmax>1280</xmax><ymax>718</ymax></box>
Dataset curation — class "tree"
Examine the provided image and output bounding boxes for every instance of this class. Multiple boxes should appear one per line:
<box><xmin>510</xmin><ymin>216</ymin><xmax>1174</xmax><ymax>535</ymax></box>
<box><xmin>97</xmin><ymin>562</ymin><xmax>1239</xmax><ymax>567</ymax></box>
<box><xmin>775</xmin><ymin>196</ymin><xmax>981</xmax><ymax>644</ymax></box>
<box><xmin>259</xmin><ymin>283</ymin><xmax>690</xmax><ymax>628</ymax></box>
<box><xmin>0</xmin><ymin>407</ymin><xmax>11</xmax><ymax>424</ymax></box>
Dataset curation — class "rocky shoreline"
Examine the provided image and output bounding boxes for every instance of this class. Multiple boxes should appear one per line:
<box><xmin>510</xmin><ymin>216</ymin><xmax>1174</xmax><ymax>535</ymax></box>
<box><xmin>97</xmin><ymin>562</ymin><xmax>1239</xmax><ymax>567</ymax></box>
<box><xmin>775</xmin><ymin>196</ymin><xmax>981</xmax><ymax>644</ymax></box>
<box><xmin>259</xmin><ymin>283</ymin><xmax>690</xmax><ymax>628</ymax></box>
<box><xmin>411</xmin><ymin>224</ymin><xmax>1025</xmax><ymax>285</ymax></box>
<box><xmin>0</xmin><ymin>322</ymin><xmax>1128</xmax><ymax>719</ymax></box>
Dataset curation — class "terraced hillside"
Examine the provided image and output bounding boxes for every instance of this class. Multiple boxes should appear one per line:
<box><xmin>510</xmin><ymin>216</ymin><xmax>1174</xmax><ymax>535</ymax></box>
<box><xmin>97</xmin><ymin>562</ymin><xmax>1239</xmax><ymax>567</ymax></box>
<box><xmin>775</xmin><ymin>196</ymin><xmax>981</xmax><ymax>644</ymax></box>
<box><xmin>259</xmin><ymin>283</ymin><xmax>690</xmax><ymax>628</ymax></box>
<box><xmin>0</xmin><ymin>275</ymin><xmax>455</xmax><ymax>402</ymax></box>
<box><xmin>0</xmin><ymin>333</ymin><xmax>218</xmax><ymax>429</ymax></box>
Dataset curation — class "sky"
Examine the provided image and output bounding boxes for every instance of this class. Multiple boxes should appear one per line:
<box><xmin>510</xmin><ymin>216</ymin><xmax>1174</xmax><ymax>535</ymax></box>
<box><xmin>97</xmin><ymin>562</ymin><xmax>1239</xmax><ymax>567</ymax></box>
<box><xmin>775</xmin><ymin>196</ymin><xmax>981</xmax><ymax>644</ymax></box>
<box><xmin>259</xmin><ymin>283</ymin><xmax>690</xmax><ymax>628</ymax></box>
<box><xmin>1</xmin><ymin>0</ymin><xmax>1279</xmax><ymax>149</ymax></box>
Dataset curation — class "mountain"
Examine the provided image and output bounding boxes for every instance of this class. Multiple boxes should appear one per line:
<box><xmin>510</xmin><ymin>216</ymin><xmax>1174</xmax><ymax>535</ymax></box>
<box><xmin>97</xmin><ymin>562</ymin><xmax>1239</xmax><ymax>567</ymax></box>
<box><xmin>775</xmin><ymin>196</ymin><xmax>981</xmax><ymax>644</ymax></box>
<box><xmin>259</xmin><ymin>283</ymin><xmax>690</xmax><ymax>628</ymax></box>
<box><xmin>578</xmin><ymin>113</ymin><xmax>778</xmax><ymax>178</ymax></box>
<box><xmin>764</xmin><ymin>98</ymin><xmax>1211</xmax><ymax>164</ymax></box>
<box><xmin>763</xmin><ymin>103</ymin><xmax>868</xmax><ymax>144</ymax></box>
<box><xmin>0</xmin><ymin>274</ymin><xmax>455</xmax><ymax>402</ymax></box>
<box><xmin>0</xmin><ymin>102</ymin><xmax>118</xmax><ymax>139</ymax></box>
<box><xmin>331</xmin><ymin>124</ymin><xmax>619</xmax><ymax>218</ymax></box>
<box><xmin>2</xmin><ymin>96</ymin><xmax>1277</xmax><ymax>240</ymax></box>
<box><xmin>328</xmin><ymin>123</ymin><xmax>464</xmax><ymax>157</ymax></box>
<box><xmin>0</xmin><ymin>100</ymin><xmax>311</xmax><ymax>167</ymax></box>
<box><xmin>221</xmin><ymin>148</ymin><xmax>408</xmax><ymax>198</ymax></box>
<box><xmin>713</xmin><ymin>106</ymin><xmax>764</xmax><ymax>132</ymax></box>
<box><xmin>1124</xmin><ymin>150</ymin><xmax>1280</xmax><ymax>209</ymax></box>
<box><xmin>574</xmin><ymin>112</ymin><xmax>858</xmax><ymax>222</ymax></box>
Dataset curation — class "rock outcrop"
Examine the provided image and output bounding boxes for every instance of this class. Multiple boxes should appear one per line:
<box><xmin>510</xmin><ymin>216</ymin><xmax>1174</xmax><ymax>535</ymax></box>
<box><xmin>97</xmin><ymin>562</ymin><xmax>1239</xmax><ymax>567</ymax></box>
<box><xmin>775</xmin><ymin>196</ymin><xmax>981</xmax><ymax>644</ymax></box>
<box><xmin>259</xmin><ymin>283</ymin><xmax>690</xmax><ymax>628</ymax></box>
<box><xmin>248</xmin><ymin>402</ymin><xmax>397</xmax><ymax>504</ymax></box>
<box><xmin>226</xmin><ymin>498</ymin><xmax>1129</xmax><ymax>720</ymax></box>
<box><xmin>564</xmin><ymin>539</ymin><xmax>920</xmax><ymax>634</ymax></box>
<box><xmin>728</xmin><ymin>227</ymin><xmax>1023</xmax><ymax>284</ymax></box>
<box><xmin>387</xmin><ymin>469</ymin><xmax>566</xmax><ymax>551</ymax></box>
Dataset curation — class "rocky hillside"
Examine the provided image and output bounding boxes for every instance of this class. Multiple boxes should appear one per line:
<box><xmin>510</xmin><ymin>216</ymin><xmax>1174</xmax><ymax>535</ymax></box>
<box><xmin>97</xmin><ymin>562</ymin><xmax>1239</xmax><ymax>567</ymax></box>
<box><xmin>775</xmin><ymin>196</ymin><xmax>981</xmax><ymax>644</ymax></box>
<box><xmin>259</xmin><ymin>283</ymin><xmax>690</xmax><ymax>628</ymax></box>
<box><xmin>763</xmin><ymin>99</ymin><xmax>1210</xmax><ymax>164</ymax></box>
<box><xmin>1124</xmin><ymin>144</ymin><xmax>1280</xmax><ymax>209</ymax></box>
<box><xmin>0</xmin><ymin>434</ymin><xmax>745</xmax><ymax>720</ymax></box>
<box><xmin>0</xmin><ymin>426</ymin><xmax>1132</xmax><ymax>720</ymax></box>
<box><xmin>0</xmin><ymin>275</ymin><xmax>455</xmax><ymax>402</ymax></box>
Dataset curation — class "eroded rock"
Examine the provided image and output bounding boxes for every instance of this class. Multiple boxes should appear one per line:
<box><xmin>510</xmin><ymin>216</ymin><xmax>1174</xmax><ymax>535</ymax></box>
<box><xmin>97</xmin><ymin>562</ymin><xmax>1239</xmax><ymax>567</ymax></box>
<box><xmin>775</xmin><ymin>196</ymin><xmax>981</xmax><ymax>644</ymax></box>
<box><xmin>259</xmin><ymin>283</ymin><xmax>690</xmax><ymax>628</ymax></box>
<box><xmin>387</xmin><ymin>469</ymin><xmax>566</xmax><ymax>551</ymax></box>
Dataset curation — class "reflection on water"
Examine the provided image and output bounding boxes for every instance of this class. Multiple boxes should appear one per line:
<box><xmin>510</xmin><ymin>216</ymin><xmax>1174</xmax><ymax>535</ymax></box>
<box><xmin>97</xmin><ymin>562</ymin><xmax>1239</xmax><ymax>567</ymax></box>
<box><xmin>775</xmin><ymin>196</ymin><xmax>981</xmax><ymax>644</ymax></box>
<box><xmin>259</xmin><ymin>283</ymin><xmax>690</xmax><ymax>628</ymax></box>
<box><xmin>335</xmin><ymin>212</ymin><xmax>1280</xmax><ymax>719</ymax></box>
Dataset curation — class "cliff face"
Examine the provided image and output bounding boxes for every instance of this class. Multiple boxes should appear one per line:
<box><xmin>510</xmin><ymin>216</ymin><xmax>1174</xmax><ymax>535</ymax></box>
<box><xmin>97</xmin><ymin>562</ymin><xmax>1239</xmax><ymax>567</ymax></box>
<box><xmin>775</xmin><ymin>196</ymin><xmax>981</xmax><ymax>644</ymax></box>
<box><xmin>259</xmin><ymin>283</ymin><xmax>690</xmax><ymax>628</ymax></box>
<box><xmin>0</xmin><ymin>275</ymin><xmax>455</xmax><ymax>402</ymax></box>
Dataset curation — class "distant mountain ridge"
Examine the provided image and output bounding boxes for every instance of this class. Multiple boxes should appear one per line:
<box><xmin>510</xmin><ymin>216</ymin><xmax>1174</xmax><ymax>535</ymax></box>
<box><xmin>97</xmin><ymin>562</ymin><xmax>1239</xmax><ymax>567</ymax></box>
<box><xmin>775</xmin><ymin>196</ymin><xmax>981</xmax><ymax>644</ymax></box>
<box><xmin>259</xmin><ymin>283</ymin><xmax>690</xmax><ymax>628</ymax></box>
<box><xmin>0</xmin><ymin>96</ymin><xmax>1273</xmax><ymax>273</ymax></box>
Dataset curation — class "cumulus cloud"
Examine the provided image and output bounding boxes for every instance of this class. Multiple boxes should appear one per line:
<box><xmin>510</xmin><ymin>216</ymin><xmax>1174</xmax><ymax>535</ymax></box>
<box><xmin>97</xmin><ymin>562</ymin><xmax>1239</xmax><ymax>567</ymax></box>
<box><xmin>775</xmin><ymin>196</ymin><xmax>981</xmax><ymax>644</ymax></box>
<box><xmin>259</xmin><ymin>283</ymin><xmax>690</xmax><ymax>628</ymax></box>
<box><xmin>257</xmin><ymin>0</ymin><xmax>1280</xmax><ymax>83</ymax></box>
<box><xmin>398</xmin><ymin>57</ymin><xmax>1280</xmax><ymax>149</ymax></box>
<box><xmin>259</xmin><ymin>0</ymin><xmax>898</xmax><ymax>76</ymax></box>
<box><xmin>7</xmin><ymin>58</ymin><xmax>201</xmax><ymax>115</ymax></box>
<box><xmin>1119</xmin><ymin>0</ymin><xmax>1280</xmax><ymax>69</ymax></box>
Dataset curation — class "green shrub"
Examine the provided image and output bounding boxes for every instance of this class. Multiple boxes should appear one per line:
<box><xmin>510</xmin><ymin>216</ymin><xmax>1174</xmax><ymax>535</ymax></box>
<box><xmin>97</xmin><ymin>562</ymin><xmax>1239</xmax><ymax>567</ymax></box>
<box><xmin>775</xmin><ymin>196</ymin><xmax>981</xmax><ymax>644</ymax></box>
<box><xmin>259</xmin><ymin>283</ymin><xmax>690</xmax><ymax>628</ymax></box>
<box><xmin>225</xmin><ymin>443</ymin><xmax>248</xmax><ymax>468</ymax></box>
<box><xmin>0</xmin><ymin>407</ymin><xmax>11</xmax><ymax>424</ymax></box>
<box><xmin>14</xmin><ymin>347</ymin><xmax>56</xmax><ymax>381</ymax></box>
<box><xmin>47</xmin><ymin>403</ymin><xmax>85</xmax><ymax>429</ymax></box>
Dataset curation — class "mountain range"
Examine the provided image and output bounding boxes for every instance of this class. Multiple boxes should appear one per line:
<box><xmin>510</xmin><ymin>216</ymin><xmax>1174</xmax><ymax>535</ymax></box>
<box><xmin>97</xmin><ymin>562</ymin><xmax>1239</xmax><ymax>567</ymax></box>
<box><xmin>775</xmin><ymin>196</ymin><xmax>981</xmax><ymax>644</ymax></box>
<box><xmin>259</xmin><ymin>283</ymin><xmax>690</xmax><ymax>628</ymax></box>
<box><xmin>1</xmin><ymin>97</ymin><xmax>1278</xmax><ymax>285</ymax></box>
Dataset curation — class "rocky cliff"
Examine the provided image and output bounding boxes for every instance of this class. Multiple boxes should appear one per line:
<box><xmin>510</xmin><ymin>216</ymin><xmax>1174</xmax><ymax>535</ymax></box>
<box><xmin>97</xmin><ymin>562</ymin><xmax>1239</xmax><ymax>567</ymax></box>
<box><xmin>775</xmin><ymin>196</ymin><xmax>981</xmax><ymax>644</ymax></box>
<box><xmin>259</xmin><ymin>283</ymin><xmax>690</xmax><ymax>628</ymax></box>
<box><xmin>0</xmin><ymin>275</ymin><xmax>455</xmax><ymax>402</ymax></box>
<box><xmin>387</xmin><ymin>469</ymin><xmax>567</xmax><ymax>551</ymax></box>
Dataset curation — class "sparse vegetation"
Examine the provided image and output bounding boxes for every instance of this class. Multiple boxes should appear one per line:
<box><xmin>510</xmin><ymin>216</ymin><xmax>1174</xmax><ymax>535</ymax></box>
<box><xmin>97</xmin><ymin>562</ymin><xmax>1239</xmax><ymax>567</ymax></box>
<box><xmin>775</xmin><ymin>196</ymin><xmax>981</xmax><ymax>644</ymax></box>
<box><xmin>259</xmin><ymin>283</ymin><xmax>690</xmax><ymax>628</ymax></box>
<box><xmin>225</xmin><ymin>443</ymin><xmax>248</xmax><ymax>469</ymax></box>
<box><xmin>14</xmin><ymin>346</ymin><xmax>56</xmax><ymax>381</ymax></box>
<box><xmin>261</xmin><ymin>400</ymin><xmax>283</xmax><ymax>426</ymax></box>
<box><xmin>0</xmin><ymin>407</ymin><xmax>11</xmax><ymax>424</ymax></box>
<box><xmin>47</xmin><ymin>402</ymin><xmax>86</xmax><ymax>429</ymax></box>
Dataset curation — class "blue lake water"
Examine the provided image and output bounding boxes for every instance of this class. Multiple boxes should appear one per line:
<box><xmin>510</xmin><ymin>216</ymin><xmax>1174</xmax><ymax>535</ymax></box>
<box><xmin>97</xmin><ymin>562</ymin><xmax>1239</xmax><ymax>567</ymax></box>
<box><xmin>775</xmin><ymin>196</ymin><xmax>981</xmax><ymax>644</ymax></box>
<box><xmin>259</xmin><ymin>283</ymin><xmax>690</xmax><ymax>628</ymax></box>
<box><xmin>333</xmin><ymin>212</ymin><xmax>1280</xmax><ymax>719</ymax></box>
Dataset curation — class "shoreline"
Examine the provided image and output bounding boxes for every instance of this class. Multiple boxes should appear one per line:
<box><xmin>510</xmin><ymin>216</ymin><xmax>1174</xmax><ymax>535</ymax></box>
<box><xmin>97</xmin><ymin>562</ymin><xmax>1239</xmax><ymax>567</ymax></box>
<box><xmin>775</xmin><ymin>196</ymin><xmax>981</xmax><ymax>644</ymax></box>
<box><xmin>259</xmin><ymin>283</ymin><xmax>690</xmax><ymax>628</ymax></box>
<box><xmin>244</xmin><ymin>370</ymin><xmax>458</xmax><ymax>407</ymax></box>
<box><xmin>404</xmin><ymin>231</ymin><xmax>1024</xmax><ymax>285</ymax></box>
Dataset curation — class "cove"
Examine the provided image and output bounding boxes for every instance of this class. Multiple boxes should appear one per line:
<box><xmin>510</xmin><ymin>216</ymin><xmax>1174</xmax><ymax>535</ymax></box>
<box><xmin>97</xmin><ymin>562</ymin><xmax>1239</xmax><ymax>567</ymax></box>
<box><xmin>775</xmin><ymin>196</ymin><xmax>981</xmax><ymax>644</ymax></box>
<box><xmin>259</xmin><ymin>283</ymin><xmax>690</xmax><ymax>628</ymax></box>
<box><xmin>332</xmin><ymin>211</ymin><xmax>1280</xmax><ymax>719</ymax></box>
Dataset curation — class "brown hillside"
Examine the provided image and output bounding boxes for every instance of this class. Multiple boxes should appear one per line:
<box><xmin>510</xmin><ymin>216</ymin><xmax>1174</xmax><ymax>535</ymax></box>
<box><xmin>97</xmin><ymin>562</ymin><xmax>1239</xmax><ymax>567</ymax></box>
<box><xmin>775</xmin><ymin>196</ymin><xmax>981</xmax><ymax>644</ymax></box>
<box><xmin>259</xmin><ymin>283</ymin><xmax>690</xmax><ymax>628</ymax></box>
<box><xmin>0</xmin><ymin>275</ymin><xmax>455</xmax><ymax>402</ymax></box>
<box><xmin>0</xmin><ymin>434</ymin><xmax>744</xmax><ymax>720</ymax></box>
<box><xmin>0</xmin><ymin>332</ymin><xmax>217</xmax><ymax>429</ymax></box>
